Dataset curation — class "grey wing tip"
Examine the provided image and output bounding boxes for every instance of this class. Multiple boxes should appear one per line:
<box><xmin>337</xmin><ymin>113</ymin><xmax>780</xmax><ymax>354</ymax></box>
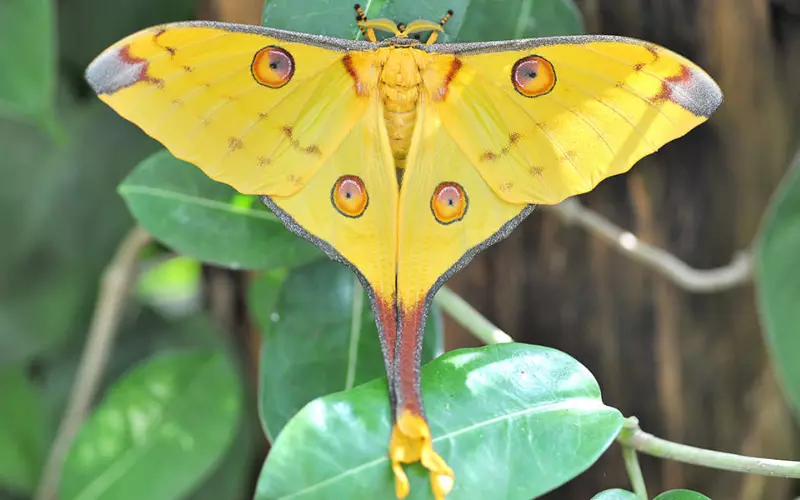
<box><xmin>85</xmin><ymin>45</ymin><xmax>149</xmax><ymax>96</ymax></box>
<box><xmin>84</xmin><ymin>53</ymin><xmax>110</xmax><ymax>95</ymax></box>
<box><xmin>687</xmin><ymin>66</ymin><xmax>723</xmax><ymax>118</ymax></box>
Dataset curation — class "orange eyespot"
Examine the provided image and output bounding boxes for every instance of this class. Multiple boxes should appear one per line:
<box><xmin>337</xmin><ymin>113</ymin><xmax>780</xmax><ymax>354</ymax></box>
<box><xmin>252</xmin><ymin>46</ymin><xmax>294</xmax><ymax>88</ymax></box>
<box><xmin>431</xmin><ymin>182</ymin><xmax>467</xmax><ymax>225</ymax></box>
<box><xmin>511</xmin><ymin>55</ymin><xmax>556</xmax><ymax>97</ymax></box>
<box><xmin>332</xmin><ymin>175</ymin><xmax>368</xmax><ymax>218</ymax></box>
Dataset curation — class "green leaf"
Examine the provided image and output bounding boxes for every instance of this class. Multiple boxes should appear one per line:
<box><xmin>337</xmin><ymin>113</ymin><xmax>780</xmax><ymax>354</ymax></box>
<box><xmin>256</xmin><ymin>343</ymin><xmax>622</xmax><ymax>499</ymax></box>
<box><xmin>0</xmin><ymin>0</ymin><xmax>56</xmax><ymax>128</ymax></box>
<box><xmin>0</xmin><ymin>366</ymin><xmax>48</xmax><ymax>494</ymax></box>
<box><xmin>0</xmin><ymin>268</ymin><xmax>88</xmax><ymax>364</ymax></box>
<box><xmin>755</xmin><ymin>154</ymin><xmax>800</xmax><ymax>420</ymax></box>
<box><xmin>249</xmin><ymin>267</ymin><xmax>289</xmax><ymax>336</ymax></box>
<box><xmin>653</xmin><ymin>490</ymin><xmax>711</xmax><ymax>500</ymax></box>
<box><xmin>0</xmin><ymin>119</ymin><xmax>54</xmax><ymax>276</ymax></box>
<box><xmin>262</xmin><ymin>0</ymin><xmax>465</xmax><ymax>42</ymax></box>
<box><xmin>21</xmin><ymin>102</ymin><xmax>159</xmax><ymax>264</ymax></box>
<box><xmin>262</xmin><ymin>0</ymin><xmax>582</xmax><ymax>42</ymax></box>
<box><xmin>590</xmin><ymin>490</ymin><xmax>639</xmax><ymax>500</ymax></box>
<box><xmin>459</xmin><ymin>0</ymin><xmax>584</xmax><ymax>41</ymax></box>
<box><xmin>119</xmin><ymin>150</ymin><xmax>323</xmax><ymax>270</ymax></box>
<box><xmin>136</xmin><ymin>255</ymin><xmax>203</xmax><ymax>318</ymax></box>
<box><xmin>262</xmin><ymin>0</ymin><xmax>365</xmax><ymax>38</ymax></box>
<box><xmin>185</xmin><ymin>421</ymin><xmax>259</xmax><ymax>500</ymax></box>
<box><xmin>254</xmin><ymin>259</ymin><xmax>443</xmax><ymax>440</ymax></box>
<box><xmin>39</xmin><ymin>313</ymin><xmax>229</xmax><ymax>434</ymax></box>
<box><xmin>61</xmin><ymin>350</ymin><xmax>242</xmax><ymax>500</ymax></box>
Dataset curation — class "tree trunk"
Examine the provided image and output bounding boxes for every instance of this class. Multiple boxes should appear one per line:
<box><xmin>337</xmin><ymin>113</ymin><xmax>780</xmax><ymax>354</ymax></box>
<box><xmin>445</xmin><ymin>0</ymin><xmax>800</xmax><ymax>498</ymax></box>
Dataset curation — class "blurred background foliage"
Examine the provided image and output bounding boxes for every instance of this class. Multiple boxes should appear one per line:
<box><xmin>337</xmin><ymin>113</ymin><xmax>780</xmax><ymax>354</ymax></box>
<box><xmin>0</xmin><ymin>0</ymin><xmax>799</xmax><ymax>499</ymax></box>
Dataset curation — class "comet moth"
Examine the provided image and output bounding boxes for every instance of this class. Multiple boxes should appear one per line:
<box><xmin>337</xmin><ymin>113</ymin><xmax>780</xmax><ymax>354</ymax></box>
<box><xmin>86</xmin><ymin>5</ymin><xmax>722</xmax><ymax>499</ymax></box>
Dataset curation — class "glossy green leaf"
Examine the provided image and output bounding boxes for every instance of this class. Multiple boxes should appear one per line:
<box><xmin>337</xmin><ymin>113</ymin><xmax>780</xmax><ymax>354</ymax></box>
<box><xmin>119</xmin><ymin>150</ymin><xmax>323</xmax><ymax>270</ymax></box>
<box><xmin>0</xmin><ymin>0</ymin><xmax>56</xmax><ymax>128</ymax></box>
<box><xmin>249</xmin><ymin>267</ymin><xmax>289</xmax><ymax>336</ymax></box>
<box><xmin>590</xmin><ymin>489</ymin><xmax>639</xmax><ymax>500</ymax></box>
<box><xmin>254</xmin><ymin>259</ymin><xmax>444</xmax><ymax>440</ymax></box>
<box><xmin>0</xmin><ymin>366</ymin><xmax>48</xmax><ymax>494</ymax></box>
<box><xmin>459</xmin><ymin>0</ymin><xmax>583</xmax><ymax>41</ymax></box>
<box><xmin>262</xmin><ymin>0</ymin><xmax>581</xmax><ymax>42</ymax></box>
<box><xmin>263</xmin><ymin>0</ymin><xmax>465</xmax><ymax>42</ymax></box>
<box><xmin>256</xmin><ymin>343</ymin><xmax>622</xmax><ymax>500</ymax></box>
<box><xmin>186</xmin><ymin>421</ymin><xmax>258</xmax><ymax>500</ymax></box>
<box><xmin>653</xmin><ymin>490</ymin><xmax>711</xmax><ymax>500</ymax></box>
<box><xmin>61</xmin><ymin>350</ymin><xmax>242</xmax><ymax>500</ymax></box>
<box><xmin>755</xmin><ymin>154</ymin><xmax>800</xmax><ymax>420</ymax></box>
<box><xmin>40</xmin><ymin>313</ymin><xmax>229</xmax><ymax>435</ymax></box>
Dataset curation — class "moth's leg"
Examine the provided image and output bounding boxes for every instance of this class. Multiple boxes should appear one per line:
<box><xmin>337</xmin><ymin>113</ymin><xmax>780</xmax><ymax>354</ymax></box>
<box><xmin>425</xmin><ymin>9</ymin><xmax>454</xmax><ymax>45</ymax></box>
<box><xmin>388</xmin><ymin>302</ymin><xmax>454</xmax><ymax>500</ymax></box>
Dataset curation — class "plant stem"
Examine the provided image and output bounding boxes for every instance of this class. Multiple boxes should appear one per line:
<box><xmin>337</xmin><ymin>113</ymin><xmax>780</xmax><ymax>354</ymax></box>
<box><xmin>434</xmin><ymin>287</ymin><xmax>800</xmax><ymax>480</ymax></box>
<box><xmin>543</xmin><ymin>199</ymin><xmax>753</xmax><ymax>293</ymax></box>
<box><xmin>621</xmin><ymin>444</ymin><xmax>649</xmax><ymax>499</ymax></box>
<box><xmin>433</xmin><ymin>286</ymin><xmax>513</xmax><ymax>344</ymax></box>
<box><xmin>35</xmin><ymin>226</ymin><xmax>151</xmax><ymax>500</ymax></box>
<box><xmin>618</xmin><ymin>417</ymin><xmax>800</xmax><ymax>478</ymax></box>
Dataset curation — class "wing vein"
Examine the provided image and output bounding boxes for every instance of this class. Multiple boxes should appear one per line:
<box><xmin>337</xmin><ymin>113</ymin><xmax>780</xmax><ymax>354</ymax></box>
<box><xmin>556</xmin><ymin>50</ymin><xmax>681</xmax><ymax>129</ymax></box>
<box><xmin>579</xmin><ymin>44</ymin><xmax>698</xmax><ymax>108</ymax></box>
<box><xmin>474</xmin><ymin>79</ymin><xmax>589</xmax><ymax>185</ymax></box>
<box><xmin>557</xmin><ymin>80</ymin><xmax>660</xmax><ymax>150</ymax></box>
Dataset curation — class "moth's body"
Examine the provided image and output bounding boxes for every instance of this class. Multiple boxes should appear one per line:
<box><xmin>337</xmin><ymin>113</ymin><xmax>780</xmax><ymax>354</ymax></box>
<box><xmin>86</xmin><ymin>12</ymin><xmax>722</xmax><ymax>500</ymax></box>
<box><xmin>377</xmin><ymin>46</ymin><xmax>424</xmax><ymax>168</ymax></box>
<box><xmin>354</xmin><ymin>43</ymin><xmax>441</xmax><ymax>169</ymax></box>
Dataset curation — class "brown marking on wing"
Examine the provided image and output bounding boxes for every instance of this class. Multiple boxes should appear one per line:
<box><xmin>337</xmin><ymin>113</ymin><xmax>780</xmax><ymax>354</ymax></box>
<box><xmin>153</xmin><ymin>28</ymin><xmax>177</xmax><ymax>57</ymax></box>
<box><xmin>342</xmin><ymin>54</ymin><xmax>368</xmax><ymax>96</ymax></box>
<box><xmin>479</xmin><ymin>133</ymin><xmax>524</xmax><ymax>162</ymax></box>
<box><xmin>498</xmin><ymin>181</ymin><xmax>514</xmax><ymax>193</ymax></box>
<box><xmin>257</xmin><ymin>156</ymin><xmax>271</xmax><ymax>167</ymax></box>
<box><xmin>652</xmin><ymin>64</ymin><xmax>692</xmax><ymax>104</ymax></box>
<box><xmin>287</xmin><ymin>174</ymin><xmax>304</xmax><ymax>186</ymax></box>
<box><xmin>282</xmin><ymin>125</ymin><xmax>322</xmax><ymax>156</ymax></box>
<box><xmin>529</xmin><ymin>165</ymin><xmax>544</xmax><ymax>177</ymax></box>
<box><xmin>228</xmin><ymin>137</ymin><xmax>244</xmax><ymax>152</ymax></box>
<box><xmin>118</xmin><ymin>45</ymin><xmax>164</xmax><ymax>88</ymax></box>
<box><xmin>436</xmin><ymin>58</ymin><xmax>463</xmax><ymax>101</ymax></box>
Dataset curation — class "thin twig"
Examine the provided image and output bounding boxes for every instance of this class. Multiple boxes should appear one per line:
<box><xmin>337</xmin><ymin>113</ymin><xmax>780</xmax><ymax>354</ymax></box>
<box><xmin>433</xmin><ymin>286</ymin><xmax>513</xmax><ymax>344</ymax></box>
<box><xmin>35</xmin><ymin>226</ymin><xmax>151</xmax><ymax>500</ymax></box>
<box><xmin>434</xmin><ymin>288</ymin><xmax>800</xmax><ymax>480</ymax></box>
<box><xmin>618</xmin><ymin>417</ymin><xmax>800</xmax><ymax>478</ymax></box>
<box><xmin>621</xmin><ymin>444</ymin><xmax>649</xmax><ymax>499</ymax></box>
<box><xmin>543</xmin><ymin>199</ymin><xmax>753</xmax><ymax>293</ymax></box>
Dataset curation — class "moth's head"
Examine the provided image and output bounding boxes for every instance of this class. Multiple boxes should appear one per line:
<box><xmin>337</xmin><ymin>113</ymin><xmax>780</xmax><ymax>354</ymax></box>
<box><xmin>354</xmin><ymin>4</ymin><xmax>453</xmax><ymax>44</ymax></box>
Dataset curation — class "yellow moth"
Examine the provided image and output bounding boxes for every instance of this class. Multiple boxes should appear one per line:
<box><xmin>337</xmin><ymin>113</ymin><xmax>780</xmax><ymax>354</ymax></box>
<box><xmin>86</xmin><ymin>6</ymin><xmax>722</xmax><ymax>499</ymax></box>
